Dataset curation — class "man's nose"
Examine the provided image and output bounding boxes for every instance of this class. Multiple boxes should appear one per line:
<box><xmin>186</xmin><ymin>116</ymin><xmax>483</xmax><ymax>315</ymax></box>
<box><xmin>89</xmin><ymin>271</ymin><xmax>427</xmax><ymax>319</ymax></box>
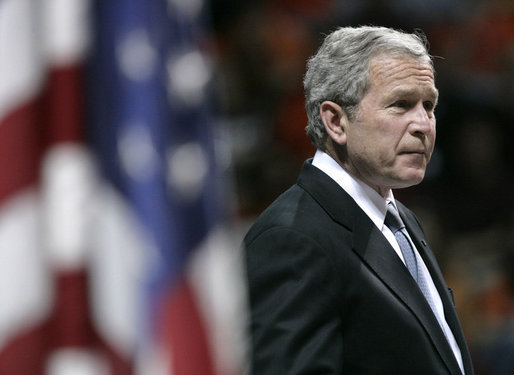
<box><xmin>409</xmin><ymin>102</ymin><xmax>432</xmax><ymax>136</ymax></box>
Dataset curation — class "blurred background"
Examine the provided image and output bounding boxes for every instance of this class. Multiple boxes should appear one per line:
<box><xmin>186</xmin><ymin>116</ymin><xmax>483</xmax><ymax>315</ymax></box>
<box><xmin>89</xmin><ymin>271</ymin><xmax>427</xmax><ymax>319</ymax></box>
<box><xmin>0</xmin><ymin>0</ymin><xmax>512</xmax><ymax>374</ymax></box>
<box><xmin>212</xmin><ymin>0</ymin><xmax>514</xmax><ymax>373</ymax></box>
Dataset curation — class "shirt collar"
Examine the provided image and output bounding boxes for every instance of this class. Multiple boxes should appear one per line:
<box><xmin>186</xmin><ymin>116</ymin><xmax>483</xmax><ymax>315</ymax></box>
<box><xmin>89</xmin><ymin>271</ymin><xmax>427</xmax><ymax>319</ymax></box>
<box><xmin>312</xmin><ymin>149</ymin><xmax>395</xmax><ymax>231</ymax></box>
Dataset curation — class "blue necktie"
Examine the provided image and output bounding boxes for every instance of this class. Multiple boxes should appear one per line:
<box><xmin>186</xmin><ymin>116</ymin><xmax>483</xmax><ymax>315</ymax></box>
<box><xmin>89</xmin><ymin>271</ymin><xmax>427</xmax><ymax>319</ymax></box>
<box><xmin>384</xmin><ymin>203</ymin><xmax>438</xmax><ymax>315</ymax></box>
<box><xmin>384</xmin><ymin>203</ymin><xmax>419</xmax><ymax>282</ymax></box>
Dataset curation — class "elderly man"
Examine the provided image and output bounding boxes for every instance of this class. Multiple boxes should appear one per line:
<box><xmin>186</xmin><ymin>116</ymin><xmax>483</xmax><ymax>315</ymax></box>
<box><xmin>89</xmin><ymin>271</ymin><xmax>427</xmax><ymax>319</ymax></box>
<box><xmin>243</xmin><ymin>26</ymin><xmax>474</xmax><ymax>374</ymax></box>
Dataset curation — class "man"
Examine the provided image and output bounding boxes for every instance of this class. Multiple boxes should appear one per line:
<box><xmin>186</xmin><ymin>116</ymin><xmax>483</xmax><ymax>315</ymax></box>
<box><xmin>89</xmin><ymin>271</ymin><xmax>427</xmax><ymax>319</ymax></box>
<box><xmin>243</xmin><ymin>26</ymin><xmax>474</xmax><ymax>374</ymax></box>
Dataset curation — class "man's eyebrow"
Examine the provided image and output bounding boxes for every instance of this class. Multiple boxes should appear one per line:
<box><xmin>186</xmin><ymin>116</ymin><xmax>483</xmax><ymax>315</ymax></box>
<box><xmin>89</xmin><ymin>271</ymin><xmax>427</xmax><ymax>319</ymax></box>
<box><xmin>428</xmin><ymin>88</ymin><xmax>439</xmax><ymax>102</ymax></box>
<box><xmin>388</xmin><ymin>87</ymin><xmax>439</xmax><ymax>102</ymax></box>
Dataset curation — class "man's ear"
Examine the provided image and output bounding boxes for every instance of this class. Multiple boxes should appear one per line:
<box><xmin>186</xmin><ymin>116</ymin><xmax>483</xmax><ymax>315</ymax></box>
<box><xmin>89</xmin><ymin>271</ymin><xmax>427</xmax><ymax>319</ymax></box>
<box><xmin>320</xmin><ymin>101</ymin><xmax>349</xmax><ymax>145</ymax></box>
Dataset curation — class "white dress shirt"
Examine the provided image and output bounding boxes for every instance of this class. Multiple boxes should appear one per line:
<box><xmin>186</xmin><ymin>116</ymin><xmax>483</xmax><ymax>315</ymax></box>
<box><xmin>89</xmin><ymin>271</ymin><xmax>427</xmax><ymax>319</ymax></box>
<box><xmin>312</xmin><ymin>150</ymin><xmax>464</xmax><ymax>373</ymax></box>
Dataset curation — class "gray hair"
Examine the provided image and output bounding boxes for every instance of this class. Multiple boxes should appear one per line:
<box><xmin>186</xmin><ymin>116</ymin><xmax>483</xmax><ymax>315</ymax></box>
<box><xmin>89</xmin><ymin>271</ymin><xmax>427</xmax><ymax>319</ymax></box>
<box><xmin>304</xmin><ymin>26</ymin><xmax>433</xmax><ymax>150</ymax></box>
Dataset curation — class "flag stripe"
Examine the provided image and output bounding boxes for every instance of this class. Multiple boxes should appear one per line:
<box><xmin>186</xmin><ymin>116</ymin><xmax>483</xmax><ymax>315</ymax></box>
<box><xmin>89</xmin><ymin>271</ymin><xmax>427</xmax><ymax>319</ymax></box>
<box><xmin>161</xmin><ymin>279</ymin><xmax>216</xmax><ymax>375</ymax></box>
<box><xmin>45</xmin><ymin>67</ymin><xmax>85</xmax><ymax>145</ymax></box>
<box><xmin>0</xmin><ymin>100</ymin><xmax>43</xmax><ymax>203</ymax></box>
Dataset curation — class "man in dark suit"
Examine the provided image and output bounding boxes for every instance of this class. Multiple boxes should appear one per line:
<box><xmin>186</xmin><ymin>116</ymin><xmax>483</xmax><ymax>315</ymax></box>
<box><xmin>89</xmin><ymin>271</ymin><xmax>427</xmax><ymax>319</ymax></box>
<box><xmin>243</xmin><ymin>26</ymin><xmax>474</xmax><ymax>374</ymax></box>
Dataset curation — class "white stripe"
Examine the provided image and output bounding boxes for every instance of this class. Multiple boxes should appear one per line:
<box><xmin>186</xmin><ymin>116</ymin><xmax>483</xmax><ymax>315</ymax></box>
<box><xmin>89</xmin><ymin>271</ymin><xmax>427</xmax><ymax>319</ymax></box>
<box><xmin>42</xmin><ymin>0</ymin><xmax>90</xmax><ymax>66</ymax></box>
<box><xmin>46</xmin><ymin>349</ymin><xmax>109</xmax><ymax>375</ymax></box>
<box><xmin>187</xmin><ymin>224</ymin><xmax>249</xmax><ymax>375</ymax></box>
<box><xmin>41</xmin><ymin>145</ymin><xmax>98</xmax><ymax>269</ymax></box>
<box><xmin>89</xmin><ymin>183</ymin><xmax>147</xmax><ymax>358</ymax></box>
<box><xmin>0</xmin><ymin>189</ymin><xmax>52</xmax><ymax>350</ymax></box>
<box><xmin>0</xmin><ymin>0</ymin><xmax>44</xmax><ymax>121</ymax></box>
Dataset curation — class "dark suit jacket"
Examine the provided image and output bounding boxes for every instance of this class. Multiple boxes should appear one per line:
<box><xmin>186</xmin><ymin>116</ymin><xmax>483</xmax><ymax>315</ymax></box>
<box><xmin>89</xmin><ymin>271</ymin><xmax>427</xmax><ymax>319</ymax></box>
<box><xmin>243</xmin><ymin>160</ymin><xmax>474</xmax><ymax>374</ymax></box>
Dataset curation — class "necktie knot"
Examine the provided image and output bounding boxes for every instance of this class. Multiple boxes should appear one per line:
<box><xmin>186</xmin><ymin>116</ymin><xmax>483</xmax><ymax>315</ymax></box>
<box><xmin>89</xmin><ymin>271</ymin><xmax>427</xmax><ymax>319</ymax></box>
<box><xmin>384</xmin><ymin>202</ymin><xmax>418</xmax><ymax>283</ymax></box>
<box><xmin>384</xmin><ymin>203</ymin><xmax>405</xmax><ymax>233</ymax></box>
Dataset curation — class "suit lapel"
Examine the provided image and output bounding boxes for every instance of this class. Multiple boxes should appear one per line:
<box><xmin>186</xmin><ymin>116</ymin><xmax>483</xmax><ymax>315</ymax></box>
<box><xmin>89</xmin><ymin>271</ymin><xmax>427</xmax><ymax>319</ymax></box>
<box><xmin>297</xmin><ymin>161</ymin><xmax>466</xmax><ymax>375</ymax></box>
<box><xmin>400</xmin><ymin>206</ymin><xmax>474</xmax><ymax>375</ymax></box>
<box><xmin>351</xmin><ymin>211</ymin><xmax>463</xmax><ymax>375</ymax></box>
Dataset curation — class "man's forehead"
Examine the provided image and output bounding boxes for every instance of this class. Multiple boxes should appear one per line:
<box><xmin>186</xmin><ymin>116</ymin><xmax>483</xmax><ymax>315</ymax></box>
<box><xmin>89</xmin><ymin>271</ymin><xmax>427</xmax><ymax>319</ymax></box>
<box><xmin>368</xmin><ymin>54</ymin><xmax>436</xmax><ymax>89</ymax></box>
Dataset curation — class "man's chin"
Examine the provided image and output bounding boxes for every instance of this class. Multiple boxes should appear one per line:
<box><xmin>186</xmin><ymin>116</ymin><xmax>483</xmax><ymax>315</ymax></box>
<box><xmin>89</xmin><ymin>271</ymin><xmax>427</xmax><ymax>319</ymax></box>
<box><xmin>389</xmin><ymin>172</ymin><xmax>426</xmax><ymax>190</ymax></box>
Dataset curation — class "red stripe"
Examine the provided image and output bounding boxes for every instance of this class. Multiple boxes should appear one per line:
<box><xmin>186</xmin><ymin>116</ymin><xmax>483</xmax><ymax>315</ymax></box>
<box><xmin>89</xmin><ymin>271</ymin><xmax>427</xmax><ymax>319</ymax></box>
<box><xmin>0</xmin><ymin>324</ymin><xmax>48</xmax><ymax>375</ymax></box>
<box><xmin>47</xmin><ymin>270</ymin><xmax>134</xmax><ymax>374</ymax></box>
<box><xmin>0</xmin><ymin>66</ymin><xmax>85</xmax><ymax>205</ymax></box>
<box><xmin>160</xmin><ymin>279</ymin><xmax>216</xmax><ymax>375</ymax></box>
<box><xmin>44</xmin><ymin>66</ymin><xmax>85</xmax><ymax>145</ymax></box>
<box><xmin>0</xmin><ymin>98</ymin><xmax>45</xmax><ymax>204</ymax></box>
<box><xmin>46</xmin><ymin>271</ymin><xmax>98</xmax><ymax>348</ymax></box>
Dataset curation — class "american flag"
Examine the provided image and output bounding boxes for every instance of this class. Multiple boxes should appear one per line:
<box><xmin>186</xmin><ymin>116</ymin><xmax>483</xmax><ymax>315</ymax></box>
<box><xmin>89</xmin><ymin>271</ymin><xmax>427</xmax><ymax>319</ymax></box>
<box><xmin>0</xmin><ymin>0</ymin><xmax>246</xmax><ymax>374</ymax></box>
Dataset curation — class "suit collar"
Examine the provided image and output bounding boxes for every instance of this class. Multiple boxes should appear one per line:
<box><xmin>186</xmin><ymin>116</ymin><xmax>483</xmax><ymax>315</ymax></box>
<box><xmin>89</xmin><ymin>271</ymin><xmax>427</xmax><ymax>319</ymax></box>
<box><xmin>297</xmin><ymin>160</ymin><xmax>358</xmax><ymax>231</ymax></box>
<box><xmin>312</xmin><ymin>150</ymin><xmax>391</xmax><ymax>231</ymax></box>
<box><xmin>297</xmin><ymin>160</ymin><xmax>468</xmax><ymax>375</ymax></box>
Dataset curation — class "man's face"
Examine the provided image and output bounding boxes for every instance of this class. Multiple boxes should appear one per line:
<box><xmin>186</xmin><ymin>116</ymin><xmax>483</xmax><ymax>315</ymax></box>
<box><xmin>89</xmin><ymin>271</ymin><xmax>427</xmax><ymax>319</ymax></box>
<box><xmin>341</xmin><ymin>54</ymin><xmax>438</xmax><ymax>197</ymax></box>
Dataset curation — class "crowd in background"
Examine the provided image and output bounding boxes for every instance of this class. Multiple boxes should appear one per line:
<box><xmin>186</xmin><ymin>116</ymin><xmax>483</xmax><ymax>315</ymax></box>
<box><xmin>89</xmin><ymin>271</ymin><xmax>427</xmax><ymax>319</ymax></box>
<box><xmin>209</xmin><ymin>1</ymin><xmax>513</xmax><ymax>374</ymax></box>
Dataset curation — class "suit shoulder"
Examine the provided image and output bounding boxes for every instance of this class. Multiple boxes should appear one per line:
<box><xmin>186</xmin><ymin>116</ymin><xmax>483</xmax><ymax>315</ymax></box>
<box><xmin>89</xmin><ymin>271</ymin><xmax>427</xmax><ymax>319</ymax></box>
<box><xmin>243</xmin><ymin>183</ymin><xmax>344</xmax><ymax>250</ymax></box>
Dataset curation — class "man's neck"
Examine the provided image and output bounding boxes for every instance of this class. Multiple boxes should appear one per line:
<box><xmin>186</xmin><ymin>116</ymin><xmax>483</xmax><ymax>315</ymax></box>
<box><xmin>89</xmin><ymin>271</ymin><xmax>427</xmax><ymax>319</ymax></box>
<box><xmin>323</xmin><ymin>147</ymin><xmax>391</xmax><ymax>198</ymax></box>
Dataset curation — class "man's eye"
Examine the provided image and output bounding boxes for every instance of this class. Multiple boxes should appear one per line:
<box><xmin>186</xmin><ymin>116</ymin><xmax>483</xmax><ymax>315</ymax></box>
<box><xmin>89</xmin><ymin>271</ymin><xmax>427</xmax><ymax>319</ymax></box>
<box><xmin>393</xmin><ymin>100</ymin><xmax>409</xmax><ymax>108</ymax></box>
<box><xmin>423</xmin><ymin>101</ymin><xmax>434</xmax><ymax>111</ymax></box>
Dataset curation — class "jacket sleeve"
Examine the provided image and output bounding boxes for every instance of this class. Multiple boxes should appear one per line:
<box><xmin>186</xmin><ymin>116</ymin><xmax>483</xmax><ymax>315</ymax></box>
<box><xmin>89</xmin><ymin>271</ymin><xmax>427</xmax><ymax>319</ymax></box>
<box><xmin>244</xmin><ymin>227</ymin><xmax>343</xmax><ymax>374</ymax></box>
